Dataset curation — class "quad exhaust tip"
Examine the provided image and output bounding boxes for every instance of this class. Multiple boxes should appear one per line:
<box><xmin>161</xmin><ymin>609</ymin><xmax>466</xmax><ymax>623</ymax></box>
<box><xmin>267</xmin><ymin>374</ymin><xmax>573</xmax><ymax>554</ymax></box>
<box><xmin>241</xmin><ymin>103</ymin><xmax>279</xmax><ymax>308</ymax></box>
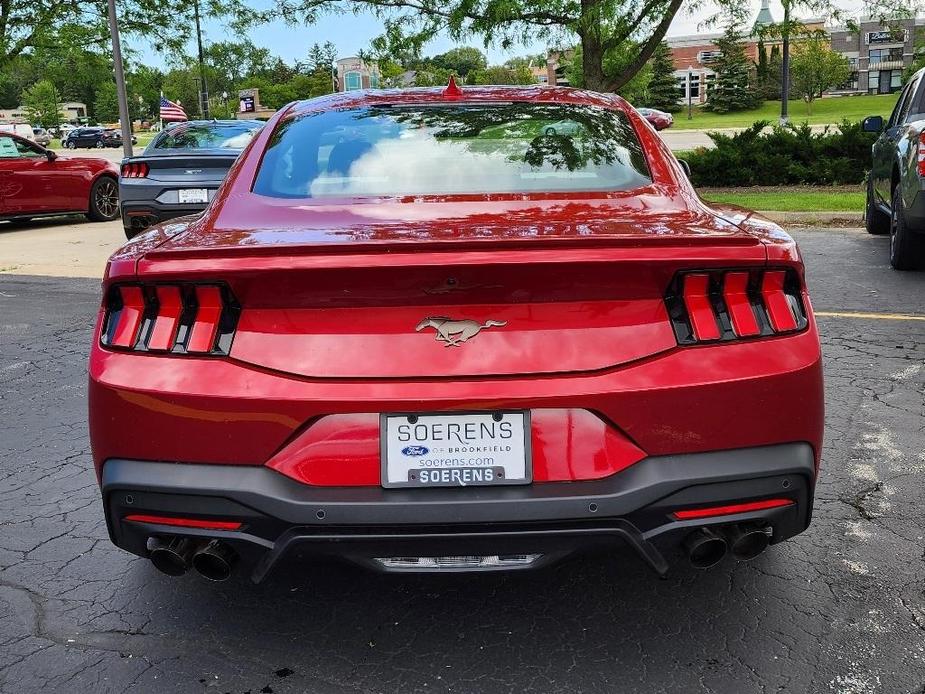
<box><xmin>149</xmin><ymin>537</ymin><xmax>197</xmax><ymax>576</ymax></box>
<box><xmin>191</xmin><ymin>540</ymin><xmax>239</xmax><ymax>581</ymax></box>
<box><xmin>683</xmin><ymin>524</ymin><xmax>773</xmax><ymax>569</ymax></box>
<box><xmin>149</xmin><ymin>537</ymin><xmax>239</xmax><ymax>581</ymax></box>
<box><xmin>683</xmin><ymin>528</ymin><xmax>727</xmax><ymax>569</ymax></box>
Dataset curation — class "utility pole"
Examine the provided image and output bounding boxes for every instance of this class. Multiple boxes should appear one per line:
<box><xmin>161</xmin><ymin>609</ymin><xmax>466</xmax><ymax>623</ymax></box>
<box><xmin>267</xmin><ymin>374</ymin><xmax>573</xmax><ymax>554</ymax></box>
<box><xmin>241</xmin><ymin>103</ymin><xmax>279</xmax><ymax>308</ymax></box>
<box><xmin>193</xmin><ymin>0</ymin><xmax>210</xmax><ymax>119</ymax></box>
<box><xmin>780</xmin><ymin>0</ymin><xmax>791</xmax><ymax>124</ymax></box>
<box><xmin>106</xmin><ymin>0</ymin><xmax>134</xmax><ymax>158</ymax></box>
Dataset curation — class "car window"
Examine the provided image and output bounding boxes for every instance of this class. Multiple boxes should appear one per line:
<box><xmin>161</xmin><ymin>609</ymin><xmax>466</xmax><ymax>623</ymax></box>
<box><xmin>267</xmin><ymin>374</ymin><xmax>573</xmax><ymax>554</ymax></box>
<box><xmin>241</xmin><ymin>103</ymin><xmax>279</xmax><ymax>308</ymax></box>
<box><xmin>151</xmin><ymin>123</ymin><xmax>261</xmax><ymax>150</ymax></box>
<box><xmin>253</xmin><ymin>103</ymin><xmax>652</xmax><ymax>199</ymax></box>
<box><xmin>0</xmin><ymin>136</ymin><xmax>19</xmax><ymax>157</ymax></box>
<box><xmin>14</xmin><ymin>139</ymin><xmax>43</xmax><ymax>157</ymax></box>
<box><xmin>889</xmin><ymin>83</ymin><xmax>914</xmax><ymax>128</ymax></box>
<box><xmin>899</xmin><ymin>78</ymin><xmax>921</xmax><ymax>123</ymax></box>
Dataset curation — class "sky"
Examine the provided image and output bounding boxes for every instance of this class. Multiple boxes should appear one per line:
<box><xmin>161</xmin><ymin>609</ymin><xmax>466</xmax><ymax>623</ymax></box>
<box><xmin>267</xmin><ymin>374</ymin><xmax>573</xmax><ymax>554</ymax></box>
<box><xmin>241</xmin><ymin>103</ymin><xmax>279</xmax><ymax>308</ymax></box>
<box><xmin>136</xmin><ymin>0</ymin><xmax>870</xmax><ymax>69</ymax></box>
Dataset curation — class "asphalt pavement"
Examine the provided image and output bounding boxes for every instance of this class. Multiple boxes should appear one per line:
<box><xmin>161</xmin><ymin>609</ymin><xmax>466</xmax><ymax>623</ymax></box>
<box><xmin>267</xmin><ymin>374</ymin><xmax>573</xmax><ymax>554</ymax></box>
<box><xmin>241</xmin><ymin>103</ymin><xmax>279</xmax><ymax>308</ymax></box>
<box><xmin>1</xmin><ymin>229</ymin><xmax>924</xmax><ymax>693</ymax></box>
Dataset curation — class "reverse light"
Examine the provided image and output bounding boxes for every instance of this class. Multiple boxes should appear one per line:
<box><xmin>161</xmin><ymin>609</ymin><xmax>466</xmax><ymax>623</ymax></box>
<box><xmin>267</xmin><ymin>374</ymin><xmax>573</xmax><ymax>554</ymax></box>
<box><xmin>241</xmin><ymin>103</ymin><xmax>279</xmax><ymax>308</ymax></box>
<box><xmin>121</xmin><ymin>162</ymin><xmax>149</xmax><ymax>178</ymax></box>
<box><xmin>101</xmin><ymin>283</ymin><xmax>239</xmax><ymax>355</ymax></box>
<box><xmin>123</xmin><ymin>514</ymin><xmax>243</xmax><ymax>530</ymax></box>
<box><xmin>666</xmin><ymin>268</ymin><xmax>807</xmax><ymax>345</ymax></box>
<box><xmin>672</xmin><ymin>498</ymin><xmax>795</xmax><ymax>520</ymax></box>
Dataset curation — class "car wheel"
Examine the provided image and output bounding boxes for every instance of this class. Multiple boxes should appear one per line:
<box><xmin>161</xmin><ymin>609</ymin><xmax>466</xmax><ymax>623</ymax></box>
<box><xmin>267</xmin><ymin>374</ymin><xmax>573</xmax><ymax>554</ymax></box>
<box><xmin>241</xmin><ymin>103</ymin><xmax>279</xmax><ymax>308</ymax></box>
<box><xmin>86</xmin><ymin>176</ymin><xmax>120</xmax><ymax>222</ymax></box>
<box><xmin>865</xmin><ymin>177</ymin><xmax>890</xmax><ymax>235</ymax></box>
<box><xmin>545</xmin><ymin>127</ymin><xmax>556</xmax><ymax>136</ymax></box>
<box><xmin>889</xmin><ymin>183</ymin><xmax>925</xmax><ymax>271</ymax></box>
<box><xmin>66</xmin><ymin>141</ymin><xmax>76</xmax><ymax>149</ymax></box>
<box><xmin>96</xmin><ymin>140</ymin><xmax>104</xmax><ymax>148</ymax></box>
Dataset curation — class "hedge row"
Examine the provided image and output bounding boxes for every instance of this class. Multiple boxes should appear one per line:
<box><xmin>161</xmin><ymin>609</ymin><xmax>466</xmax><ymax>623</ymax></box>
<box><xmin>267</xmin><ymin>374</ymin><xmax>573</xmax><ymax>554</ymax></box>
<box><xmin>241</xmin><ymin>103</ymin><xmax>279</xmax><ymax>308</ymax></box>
<box><xmin>683</xmin><ymin>120</ymin><xmax>876</xmax><ymax>187</ymax></box>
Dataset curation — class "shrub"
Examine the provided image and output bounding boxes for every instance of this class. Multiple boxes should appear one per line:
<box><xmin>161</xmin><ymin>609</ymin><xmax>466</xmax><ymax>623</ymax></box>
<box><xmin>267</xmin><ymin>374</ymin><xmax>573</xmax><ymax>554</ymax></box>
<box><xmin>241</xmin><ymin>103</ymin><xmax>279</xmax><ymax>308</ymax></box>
<box><xmin>684</xmin><ymin>120</ymin><xmax>876</xmax><ymax>187</ymax></box>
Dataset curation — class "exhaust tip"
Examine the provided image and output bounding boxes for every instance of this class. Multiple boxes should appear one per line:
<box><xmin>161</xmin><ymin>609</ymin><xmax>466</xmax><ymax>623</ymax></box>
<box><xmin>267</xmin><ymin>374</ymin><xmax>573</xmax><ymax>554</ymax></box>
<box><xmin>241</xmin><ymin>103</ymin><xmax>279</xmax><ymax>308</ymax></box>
<box><xmin>192</xmin><ymin>540</ymin><xmax>238</xmax><ymax>581</ymax></box>
<box><xmin>682</xmin><ymin>528</ymin><xmax>727</xmax><ymax>569</ymax></box>
<box><xmin>729</xmin><ymin>524</ymin><xmax>772</xmax><ymax>561</ymax></box>
<box><xmin>149</xmin><ymin>537</ymin><xmax>195</xmax><ymax>576</ymax></box>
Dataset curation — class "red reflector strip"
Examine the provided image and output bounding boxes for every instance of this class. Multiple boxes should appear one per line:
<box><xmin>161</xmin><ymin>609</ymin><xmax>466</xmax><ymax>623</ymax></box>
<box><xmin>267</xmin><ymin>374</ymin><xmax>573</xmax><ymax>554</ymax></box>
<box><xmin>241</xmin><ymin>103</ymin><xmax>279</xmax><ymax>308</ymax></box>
<box><xmin>682</xmin><ymin>273</ymin><xmax>720</xmax><ymax>341</ymax></box>
<box><xmin>761</xmin><ymin>271</ymin><xmax>798</xmax><ymax>332</ymax></box>
<box><xmin>123</xmin><ymin>514</ymin><xmax>242</xmax><ymax>530</ymax></box>
<box><xmin>146</xmin><ymin>285</ymin><xmax>183</xmax><ymax>351</ymax></box>
<box><xmin>186</xmin><ymin>285</ymin><xmax>223</xmax><ymax>353</ymax></box>
<box><xmin>110</xmin><ymin>285</ymin><xmax>145</xmax><ymax>347</ymax></box>
<box><xmin>673</xmin><ymin>498</ymin><xmax>794</xmax><ymax>520</ymax></box>
<box><xmin>722</xmin><ymin>272</ymin><xmax>760</xmax><ymax>337</ymax></box>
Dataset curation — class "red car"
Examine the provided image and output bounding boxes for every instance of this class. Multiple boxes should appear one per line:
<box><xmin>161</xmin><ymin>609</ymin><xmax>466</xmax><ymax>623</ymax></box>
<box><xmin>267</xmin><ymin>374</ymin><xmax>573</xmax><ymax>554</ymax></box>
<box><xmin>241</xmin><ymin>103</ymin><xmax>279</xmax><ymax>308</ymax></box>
<box><xmin>89</xmin><ymin>85</ymin><xmax>823</xmax><ymax>583</ymax></box>
<box><xmin>637</xmin><ymin>107</ymin><xmax>674</xmax><ymax>131</ymax></box>
<box><xmin>0</xmin><ymin>133</ymin><xmax>119</xmax><ymax>222</ymax></box>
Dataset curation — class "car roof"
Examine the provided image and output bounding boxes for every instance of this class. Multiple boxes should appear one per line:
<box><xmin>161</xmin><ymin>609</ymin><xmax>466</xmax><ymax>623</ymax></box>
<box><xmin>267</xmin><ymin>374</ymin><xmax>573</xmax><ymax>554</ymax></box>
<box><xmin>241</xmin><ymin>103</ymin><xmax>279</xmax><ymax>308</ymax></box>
<box><xmin>284</xmin><ymin>85</ymin><xmax>630</xmax><ymax>119</ymax></box>
<box><xmin>165</xmin><ymin>119</ymin><xmax>263</xmax><ymax>128</ymax></box>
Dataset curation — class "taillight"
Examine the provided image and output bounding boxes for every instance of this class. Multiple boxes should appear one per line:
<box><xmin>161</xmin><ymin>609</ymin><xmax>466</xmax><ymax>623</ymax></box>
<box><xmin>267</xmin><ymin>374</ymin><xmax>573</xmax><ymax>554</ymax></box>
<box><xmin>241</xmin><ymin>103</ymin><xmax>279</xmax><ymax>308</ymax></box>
<box><xmin>121</xmin><ymin>162</ymin><xmax>149</xmax><ymax>178</ymax></box>
<box><xmin>919</xmin><ymin>134</ymin><xmax>925</xmax><ymax>177</ymax></box>
<box><xmin>672</xmin><ymin>498</ymin><xmax>795</xmax><ymax>520</ymax></box>
<box><xmin>100</xmin><ymin>283</ymin><xmax>239</xmax><ymax>354</ymax></box>
<box><xmin>666</xmin><ymin>269</ymin><xmax>807</xmax><ymax>344</ymax></box>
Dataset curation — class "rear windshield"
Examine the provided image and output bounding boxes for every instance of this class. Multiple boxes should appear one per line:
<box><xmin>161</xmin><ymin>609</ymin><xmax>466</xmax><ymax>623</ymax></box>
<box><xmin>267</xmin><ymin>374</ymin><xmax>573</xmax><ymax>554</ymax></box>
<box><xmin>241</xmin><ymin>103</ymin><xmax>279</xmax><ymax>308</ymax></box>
<box><xmin>151</xmin><ymin>122</ymin><xmax>261</xmax><ymax>151</ymax></box>
<box><xmin>252</xmin><ymin>103</ymin><xmax>651</xmax><ymax>198</ymax></box>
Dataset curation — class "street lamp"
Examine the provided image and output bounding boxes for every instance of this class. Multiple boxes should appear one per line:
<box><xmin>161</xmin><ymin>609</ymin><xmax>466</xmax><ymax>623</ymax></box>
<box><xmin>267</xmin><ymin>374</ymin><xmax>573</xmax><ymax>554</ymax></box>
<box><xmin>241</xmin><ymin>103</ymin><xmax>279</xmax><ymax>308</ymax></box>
<box><xmin>687</xmin><ymin>68</ymin><xmax>693</xmax><ymax>121</ymax></box>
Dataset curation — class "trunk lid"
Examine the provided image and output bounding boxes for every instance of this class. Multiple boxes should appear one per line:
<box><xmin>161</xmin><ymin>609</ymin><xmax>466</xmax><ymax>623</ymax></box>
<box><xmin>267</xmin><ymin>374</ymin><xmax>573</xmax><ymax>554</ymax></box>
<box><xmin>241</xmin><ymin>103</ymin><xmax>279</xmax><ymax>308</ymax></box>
<box><xmin>129</xmin><ymin>151</ymin><xmax>241</xmax><ymax>183</ymax></box>
<box><xmin>139</xmin><ymin>197</ymin><xmax>766</xmax><ymax>379</ymax></box>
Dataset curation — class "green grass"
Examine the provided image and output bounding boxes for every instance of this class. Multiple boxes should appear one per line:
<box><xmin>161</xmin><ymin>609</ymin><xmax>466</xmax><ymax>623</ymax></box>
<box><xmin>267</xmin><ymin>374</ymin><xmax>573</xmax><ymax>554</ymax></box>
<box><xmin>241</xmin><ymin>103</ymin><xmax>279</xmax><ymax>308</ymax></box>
<box><xmin>672</xmin><ymin>93</ymin><xmax>896</xmax><ymax>130</ymax></box>
<box><xmin>701</xmin><ymin>189</ymin><xmax>864</xmax><ymax>212</ymax></box>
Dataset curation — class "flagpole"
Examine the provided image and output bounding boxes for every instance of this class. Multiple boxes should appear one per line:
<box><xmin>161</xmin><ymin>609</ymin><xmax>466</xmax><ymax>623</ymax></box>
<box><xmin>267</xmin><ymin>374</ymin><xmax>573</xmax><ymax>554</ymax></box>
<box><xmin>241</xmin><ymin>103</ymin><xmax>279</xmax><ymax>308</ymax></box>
<box><xmin>106</xmin><ymin>0</ymin><xmax>133</xmax><ymax>159</ymax></box>
<box><xmin>159</xmin><ymin>90</ymin><xmax>163</xmax><ymax>133</ymax></box>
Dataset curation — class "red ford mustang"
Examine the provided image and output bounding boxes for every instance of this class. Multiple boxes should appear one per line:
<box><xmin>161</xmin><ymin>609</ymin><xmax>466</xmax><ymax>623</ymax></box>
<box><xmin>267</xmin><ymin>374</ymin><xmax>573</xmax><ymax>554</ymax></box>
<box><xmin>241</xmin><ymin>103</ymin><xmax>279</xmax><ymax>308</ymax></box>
<box><xmin>0</xmin><ymin>133</ymin><xmax>119</xmax><ymax>222</ymax></box>
<box><xmin>89</xmin><ymin>85</ymin><xmax>823</xmax><ymax>583</ymax></box>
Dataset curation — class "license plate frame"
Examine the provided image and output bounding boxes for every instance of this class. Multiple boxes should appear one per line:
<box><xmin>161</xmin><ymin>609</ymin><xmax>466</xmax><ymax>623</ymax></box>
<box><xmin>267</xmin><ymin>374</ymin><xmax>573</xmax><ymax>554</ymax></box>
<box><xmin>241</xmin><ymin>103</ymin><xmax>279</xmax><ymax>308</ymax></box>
<box><xmin>177</xmin><ymin>188</ymin><xmax>209</xmax><ymax>204</ymax></box>
<box><xmin>380</xmin><ymin>410</ymin><xmax>532</xmax><ymax>489</ymax></box>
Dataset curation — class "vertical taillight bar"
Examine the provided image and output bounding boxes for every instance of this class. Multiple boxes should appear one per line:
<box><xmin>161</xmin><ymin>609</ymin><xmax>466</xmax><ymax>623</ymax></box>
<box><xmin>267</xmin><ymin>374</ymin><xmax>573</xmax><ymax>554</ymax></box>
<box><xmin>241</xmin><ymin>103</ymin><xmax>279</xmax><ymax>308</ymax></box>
<box><xmin>722</xmin><ymin>272</ymin><xmax>760</xmax><ymax>337</ymax></box>
<box><xmin>760</xmin><ymin>271</ymin><xmax>798</xmax><ymax>332</ymax></box>
<box><xmin>185</xmin><ymin>286</ymin><xmax>223</xmax><ymax>353</ymax></box>
<box><xmin>681</xmin><ymin>274</ymin><xmax>721</xmax><ymax>341</ymax></box>
<box><xmin>109</xmin><ymin>286</ymin><xmax>146</xmax><ymax>348</ymax></box>
<box><xmin>146</xmin><ymin>286</ymin><xmax>183</xmax><ymax>351</ymax></box>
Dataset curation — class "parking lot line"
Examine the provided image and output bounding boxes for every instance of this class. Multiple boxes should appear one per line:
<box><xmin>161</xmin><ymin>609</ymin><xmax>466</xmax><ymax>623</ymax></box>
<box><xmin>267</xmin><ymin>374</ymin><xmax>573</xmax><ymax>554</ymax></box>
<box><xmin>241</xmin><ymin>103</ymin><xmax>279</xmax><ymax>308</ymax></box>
<box><xmin>815</xmin><ymin>310</ymin><xmax>925</xmax><ymax>321</ymax></box>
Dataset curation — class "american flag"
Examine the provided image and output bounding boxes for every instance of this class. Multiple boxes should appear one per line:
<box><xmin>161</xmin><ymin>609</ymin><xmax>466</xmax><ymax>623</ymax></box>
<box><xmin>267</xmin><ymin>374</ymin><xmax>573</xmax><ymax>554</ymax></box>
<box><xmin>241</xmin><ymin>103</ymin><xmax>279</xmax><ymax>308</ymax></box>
<box><xmin>159</xmin><ymin>96</ymin><xmax>188</xmax><ymax>122</ymax></box>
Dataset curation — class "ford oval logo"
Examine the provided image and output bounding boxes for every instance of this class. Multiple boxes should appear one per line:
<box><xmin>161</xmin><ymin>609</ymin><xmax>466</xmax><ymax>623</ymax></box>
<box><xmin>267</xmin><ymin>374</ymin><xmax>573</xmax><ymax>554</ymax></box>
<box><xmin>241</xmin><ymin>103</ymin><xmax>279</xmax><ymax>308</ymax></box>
<box><xmin>402</xmin><ymin>445</ymin><xmax>429</xmax><ymax>457</ymax></box>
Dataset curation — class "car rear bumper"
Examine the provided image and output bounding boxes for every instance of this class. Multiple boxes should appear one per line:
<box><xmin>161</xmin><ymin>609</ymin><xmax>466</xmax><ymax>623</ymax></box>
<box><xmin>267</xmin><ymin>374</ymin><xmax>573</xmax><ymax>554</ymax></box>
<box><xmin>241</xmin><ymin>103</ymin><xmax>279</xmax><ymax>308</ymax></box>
<box><xmin>101</xmin><ymin>443</ymin><xmax>815</xmax><ymax>581</ymax></box>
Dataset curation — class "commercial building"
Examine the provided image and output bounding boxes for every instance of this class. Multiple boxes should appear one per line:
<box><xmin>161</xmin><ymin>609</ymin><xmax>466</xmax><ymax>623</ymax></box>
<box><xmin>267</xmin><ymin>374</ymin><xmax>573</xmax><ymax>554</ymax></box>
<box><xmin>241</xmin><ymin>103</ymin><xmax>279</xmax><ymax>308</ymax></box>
<box><xmin>666</xmin><ymin>2</ymin><xmax>923</xmax><ymax>102</ymax></box>
<box><xmin>336</xmin><ymin>57</ymin><xmax>381</xmax><ymax>91</ymax></box>
<box><xmin>830</xmin><ymin>18</ymin><xmax>925</xmax><ymax>95</ymax></box>
<box><xmin>0</xmin><ymin>102</ymin><xmax>88</xmax><ymax>124</ymax></box>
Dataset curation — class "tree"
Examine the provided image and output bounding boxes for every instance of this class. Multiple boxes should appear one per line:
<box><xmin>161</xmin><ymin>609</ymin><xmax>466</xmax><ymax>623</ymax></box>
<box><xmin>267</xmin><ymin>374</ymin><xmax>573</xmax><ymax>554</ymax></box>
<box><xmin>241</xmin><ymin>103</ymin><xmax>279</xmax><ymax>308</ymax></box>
<box><xmin>93</xmin><ymin>80</ymin><xmax>120</xmax><ymax>123</ymax></box>
<box><xmin>646</xmin><ymin>41</ymin><xmax>681</xmax><ymax>112</ymax></box>
<box><xmin>566</xmin><ymin>43</ymin><xmax>652</xmax><ymax>104</ymax></box>
<box><xmin>790</xmin><ymin>34</ymin><xmax>850</xmax><ymax>112</ymax></box>
<box><xmin>22</xmin><ymin>80</ymin><xmax>62</xmax><ymax>128</ymax></box>
<box><xmin>432</xmin><ymin>47</ymin><xmax>487</xmax><ymax>77</ymax></box>
<box><xmin>705</xmin><ymin>24</ymin><xmax>761</xmax><ymax>113</ymax></box>
<box><xmin>305</xmin><ymin>41</ymin><xmax>338</xmax><ymax>75</ymax></box>
<box><xmin>271</xmin><ymin>0</ymin><xmax>694</xmax><ymax>93</ymax></box>
<box><xmin>469</xmin><ymin>64</ymin><xmax>535</xmax><ymax>84</ymax></box>
<box><xmin>0</xmin><ymin>1</ymin><xmax>252</xmax><ymax>71</ymax></box>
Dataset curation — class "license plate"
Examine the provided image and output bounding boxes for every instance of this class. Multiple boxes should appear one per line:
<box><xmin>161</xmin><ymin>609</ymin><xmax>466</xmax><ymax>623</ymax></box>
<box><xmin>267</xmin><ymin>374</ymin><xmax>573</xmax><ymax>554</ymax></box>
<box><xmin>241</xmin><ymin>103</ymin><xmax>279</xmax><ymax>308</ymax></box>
<box><xmin>177</xmin><ymin>188</ymin><xmax>208</xmax><ymax>204</ymax></box>
<box><xmin>381</xmin><ymin>411</ymin><xmax>531</xmax><ymax>488</ymax></box>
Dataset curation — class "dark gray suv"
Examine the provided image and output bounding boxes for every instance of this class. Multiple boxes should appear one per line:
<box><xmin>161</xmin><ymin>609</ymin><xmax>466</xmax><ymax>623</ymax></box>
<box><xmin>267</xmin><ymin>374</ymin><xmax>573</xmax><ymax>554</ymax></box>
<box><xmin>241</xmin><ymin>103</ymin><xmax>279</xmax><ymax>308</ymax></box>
<box><xmin>864</xmin><ymin>66</ymin><xmax>925</xmax><ymax>270</ymax></box>
<box><xmin>118</xmin><ymin>120</ymin><xmax>263</xmax><ymax>238</ymax></box>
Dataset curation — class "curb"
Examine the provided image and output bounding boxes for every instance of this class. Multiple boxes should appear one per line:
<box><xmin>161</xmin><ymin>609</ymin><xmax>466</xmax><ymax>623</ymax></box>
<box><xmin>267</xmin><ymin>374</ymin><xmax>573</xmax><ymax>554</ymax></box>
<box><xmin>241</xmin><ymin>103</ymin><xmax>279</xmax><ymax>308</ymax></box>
<box><xmin>756</xmin><ymin>210</ymin><xmax>864</xmax><ymax>227</ymax></box>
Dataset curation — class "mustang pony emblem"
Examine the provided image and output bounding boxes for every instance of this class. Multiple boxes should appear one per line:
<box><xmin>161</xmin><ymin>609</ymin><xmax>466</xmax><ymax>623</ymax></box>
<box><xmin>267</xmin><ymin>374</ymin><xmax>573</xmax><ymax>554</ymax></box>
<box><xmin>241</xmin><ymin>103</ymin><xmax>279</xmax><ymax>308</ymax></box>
<box><xmin>415</xmin><ymin>317</ymin><xmax>507</xmax><ymax>347</ymax></box>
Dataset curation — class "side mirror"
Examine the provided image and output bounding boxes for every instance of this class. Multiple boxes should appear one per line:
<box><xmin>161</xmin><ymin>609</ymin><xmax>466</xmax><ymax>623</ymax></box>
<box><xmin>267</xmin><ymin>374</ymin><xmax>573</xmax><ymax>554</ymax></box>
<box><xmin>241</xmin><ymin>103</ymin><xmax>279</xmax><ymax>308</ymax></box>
<box><xmin>46</xmin><ymin>149</ymin><xmax>57</xmax><ymax>162</ymax></box>
<box><xmin>678</xmin><ymin>159</ymin><xmax>692</xmax><ymax>178</ymax></box>
<box><xmin>862</xmin><ymin>115</ymin><xmax>884</xmax><ymax>133</ymax></box>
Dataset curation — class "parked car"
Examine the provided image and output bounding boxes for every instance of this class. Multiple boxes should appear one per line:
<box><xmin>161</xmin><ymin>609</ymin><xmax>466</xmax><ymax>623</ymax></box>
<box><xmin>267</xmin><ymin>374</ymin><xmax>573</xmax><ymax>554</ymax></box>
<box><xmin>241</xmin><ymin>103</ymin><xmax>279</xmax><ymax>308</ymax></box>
<box><xmin>863</xmin><ymin>66</ymin><xmax>925</xmax><ymax>270</ymax></box>
<box><xmin>62</xmin><ymin>127</ymin><xmax>108</xmax><ymax>149</ymax></box>
<box><xmin>90</xmin><ymin>86</ymin><xmax>823</xmax><ymax>584</ymax></box>
<box><xmin>636</xmin><ymin>107</ymin><xmax>674</xmax><ymax>131</ymax></box>
<box><xmin>118</xmin><ymin>119</ymin><xmax>263</xmax><ymax>238</ymax></box>
<box><xmin>0</xmin><ymin>123</ymin><xmax>35</xmax><ymax>140</ymax></box>
<box><xmin>32</xmin><ymin>127</ymin><xmax>52</xmax><ymax>146</ymax></box>
<box><xmin>101</xmin><ymin>128</ymin><xmax>138</xmax><ymax>148</ymax></box>
<box><xmin>0</xmin><ymin>132</ymin><xmax>119</xmax><ymax>222</ymax></box>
